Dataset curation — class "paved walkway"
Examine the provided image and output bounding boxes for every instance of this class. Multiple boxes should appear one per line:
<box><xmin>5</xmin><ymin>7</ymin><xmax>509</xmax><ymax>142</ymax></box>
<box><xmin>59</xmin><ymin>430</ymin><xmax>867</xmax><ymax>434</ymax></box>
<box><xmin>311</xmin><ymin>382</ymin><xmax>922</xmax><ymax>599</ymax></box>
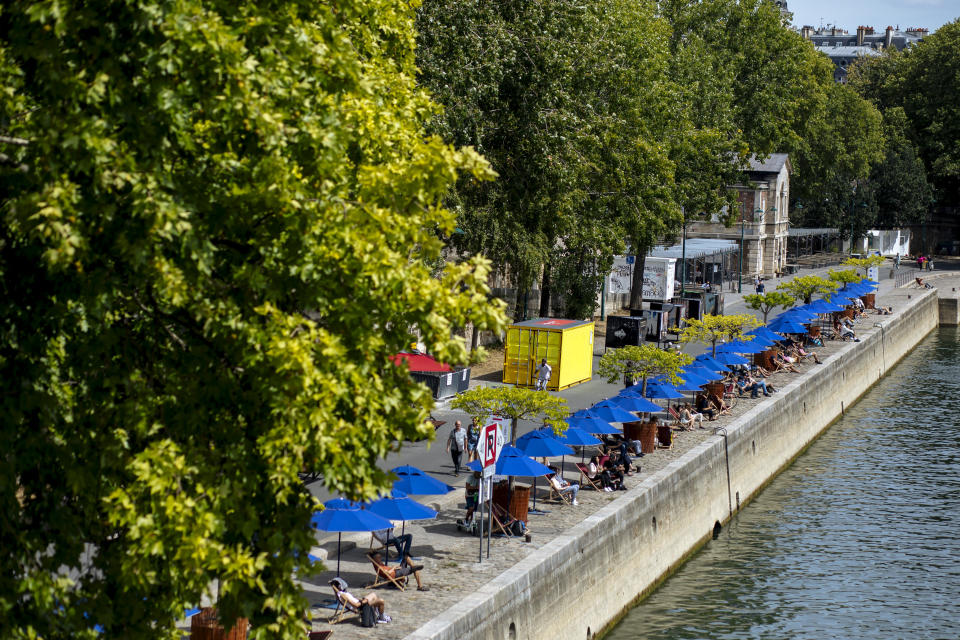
<box><xmin>301</xmin><ymin>262</ymin><xmax>937</xmax><ymax>638</ymax></box>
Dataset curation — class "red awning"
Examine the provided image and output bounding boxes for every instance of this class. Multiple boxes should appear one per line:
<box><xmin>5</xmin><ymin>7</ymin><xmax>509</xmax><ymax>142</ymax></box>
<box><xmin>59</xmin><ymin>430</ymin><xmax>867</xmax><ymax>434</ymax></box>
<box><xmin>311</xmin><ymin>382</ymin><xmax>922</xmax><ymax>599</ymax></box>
<box><xmin>390</xmin><ymin>352</ymin><xmax>452</xmax><ymax>372</ymax></box>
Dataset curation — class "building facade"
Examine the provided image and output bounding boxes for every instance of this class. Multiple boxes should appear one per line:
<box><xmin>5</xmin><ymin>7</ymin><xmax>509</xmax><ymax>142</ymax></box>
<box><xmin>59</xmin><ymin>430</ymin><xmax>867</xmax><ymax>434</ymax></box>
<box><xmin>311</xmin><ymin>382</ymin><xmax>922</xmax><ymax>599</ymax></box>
<box><xmin>800</xmin><ymin>24</ymin><xmax>927</xmax><ymax>83</ymax></box>
<box><xmin>686</xmin><ymin>154</ymin><xmax>792</xmax><ymax>280</ymax></box>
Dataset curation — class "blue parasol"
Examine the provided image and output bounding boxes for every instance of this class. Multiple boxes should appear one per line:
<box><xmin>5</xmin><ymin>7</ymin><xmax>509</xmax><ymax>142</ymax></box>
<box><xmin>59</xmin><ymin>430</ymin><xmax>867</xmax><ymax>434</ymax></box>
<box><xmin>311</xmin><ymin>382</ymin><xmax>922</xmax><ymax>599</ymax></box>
<box><xmin>516</xmin><ymin>429</ymin><xmax>575</xmax><ymax>457</ymax></box>
<box><xmin>682</xmin><ymin>363</ymin><xmax>724</xmax><ymax>381</ymax></box>
<box><xmin>645</xmin><ymin>380</ymin><xmax>685</xmax><ymax>399</ymax></box>
<box><xmin>366</xmin><ymin>489</ymin><xmax>438</xmax><ymax>560</ymax></box>
<box><xmin>466</xmin><ymin>445</ymin><xmax>554</xmax><ymax>477</ymax></box>
<box><xmin>767</xmin><ymin>317</ymin><xmax>809</xmax><ymax>334</ymax></box>
<box><xmin>391</xmin><ymin>465</ymin><xmax>455</xmax><ymax>496</ymax></box>
<box><xmin>565</xmin><ymin>415</ymin><xmax>621</xmax><ymax>435</ymax></box>
<box><xmin>748</xmin><ymin>326</ymin><xmax>783</xmax><ymax>343</ymax></box>
<box><xmin>712</xmin><ymin>351</ymin><xmax>750</xmax><ymax>366</ymax></box>
<box><xmin>611</xmin><ymin>393</ymin><xmax>664</xmax><ymax>413</ymax></box>
<box><xmin>717</xmin><ymin>339</ymin><xmax>768</xmax><ymax>354</ymax></box>
<box><xmin>312</xmin><ymin>499</ymin><xmax>394</xmax><ymax>576</ymax></box>
<box><xmin>587</xmin><ymin>401</ymin><xmax>640</xmax><ymax>424</ymax></box>
<box><xmin>807</xmin><ymin>298</ymin><xmax>845</xmax><ymax>313</ymax></box>
<box><xmin>694</xmin><ymin>354</ymin><xmax>728</xmax><ymax>371</ymax></box>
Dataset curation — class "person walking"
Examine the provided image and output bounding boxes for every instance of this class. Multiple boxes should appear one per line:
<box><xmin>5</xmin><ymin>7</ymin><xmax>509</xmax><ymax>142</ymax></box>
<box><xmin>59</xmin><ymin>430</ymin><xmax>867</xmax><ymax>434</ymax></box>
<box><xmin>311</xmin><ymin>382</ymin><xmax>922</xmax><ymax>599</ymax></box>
<box><xmin>895</xmin><ymin>253</ymin><xmax>900</xmax><ymax>270</ymax></box>
<box><xmin>446</xmin><ymin>421</ymin><xmax>467</xmax><ymax>477</ymax></box>
<box><xmin>535</xmin><ymin>358</ymin><xmax>552</xmax><ymax>391</ymax></box>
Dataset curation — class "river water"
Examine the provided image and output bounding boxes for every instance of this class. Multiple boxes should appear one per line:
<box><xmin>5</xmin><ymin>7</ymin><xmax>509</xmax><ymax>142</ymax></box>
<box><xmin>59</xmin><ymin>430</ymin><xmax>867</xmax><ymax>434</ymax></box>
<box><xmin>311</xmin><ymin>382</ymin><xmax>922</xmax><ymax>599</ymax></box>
<box><xmin>606</xmin><ymin>328</ymin><xmax>960</xmax><ymax>640</ymax></box>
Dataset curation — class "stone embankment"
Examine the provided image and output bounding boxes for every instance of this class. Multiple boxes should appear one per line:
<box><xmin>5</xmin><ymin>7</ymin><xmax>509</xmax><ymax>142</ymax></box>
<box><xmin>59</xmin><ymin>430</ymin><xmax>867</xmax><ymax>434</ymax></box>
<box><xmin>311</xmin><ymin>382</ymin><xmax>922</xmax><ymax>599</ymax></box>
<box><xmin>302</xmin><ymin>284</ymin><xmax>939</xmax><ymax>640</ymax></box>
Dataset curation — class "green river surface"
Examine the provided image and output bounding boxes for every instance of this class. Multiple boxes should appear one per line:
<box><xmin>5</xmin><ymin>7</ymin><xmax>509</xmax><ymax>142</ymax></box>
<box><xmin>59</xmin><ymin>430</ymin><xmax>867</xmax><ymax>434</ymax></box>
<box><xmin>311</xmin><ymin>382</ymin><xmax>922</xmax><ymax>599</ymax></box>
<box><xmin>606</xmin><ymin>327</ymin><xmax>960</xmax><ymax>640</ymax></box>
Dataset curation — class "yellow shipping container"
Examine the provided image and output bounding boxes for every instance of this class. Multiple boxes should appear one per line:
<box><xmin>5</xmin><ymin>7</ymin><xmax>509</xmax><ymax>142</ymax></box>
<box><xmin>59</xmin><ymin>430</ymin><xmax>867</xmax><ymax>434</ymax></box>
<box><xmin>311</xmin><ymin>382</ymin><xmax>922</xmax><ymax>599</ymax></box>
<box><xmin>502</xmin><ymin>318</ymin><xmax>594</xmax><ymax>390</ymax></box>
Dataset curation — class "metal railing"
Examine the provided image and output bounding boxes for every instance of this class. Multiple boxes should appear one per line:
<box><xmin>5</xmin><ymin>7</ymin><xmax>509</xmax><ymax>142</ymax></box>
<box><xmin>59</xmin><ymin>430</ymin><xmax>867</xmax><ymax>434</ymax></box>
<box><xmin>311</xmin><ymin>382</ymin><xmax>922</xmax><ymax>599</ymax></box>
<box><xmin>894</xmin><ymin>268</ymin><xmax>920</xmax><ymax>288</ymax></box>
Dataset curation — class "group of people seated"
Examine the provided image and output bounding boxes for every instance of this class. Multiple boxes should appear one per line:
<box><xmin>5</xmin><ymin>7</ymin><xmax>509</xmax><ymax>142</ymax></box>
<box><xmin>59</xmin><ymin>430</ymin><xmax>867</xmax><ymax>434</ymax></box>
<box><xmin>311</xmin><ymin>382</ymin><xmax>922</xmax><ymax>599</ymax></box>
<box><xmin>581</xmin><ymin>453</ymin><xmax>628</xmax><ymax>492</ymax></box>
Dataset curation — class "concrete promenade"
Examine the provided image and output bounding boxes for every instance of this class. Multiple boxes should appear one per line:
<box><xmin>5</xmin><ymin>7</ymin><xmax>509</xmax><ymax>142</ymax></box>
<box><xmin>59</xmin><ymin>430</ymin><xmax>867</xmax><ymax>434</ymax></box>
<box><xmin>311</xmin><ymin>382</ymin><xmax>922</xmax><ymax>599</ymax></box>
<box><xmin>301</xmin><ymin>261</ymin><xmax>946</xmax><ymax>639</ymax></box>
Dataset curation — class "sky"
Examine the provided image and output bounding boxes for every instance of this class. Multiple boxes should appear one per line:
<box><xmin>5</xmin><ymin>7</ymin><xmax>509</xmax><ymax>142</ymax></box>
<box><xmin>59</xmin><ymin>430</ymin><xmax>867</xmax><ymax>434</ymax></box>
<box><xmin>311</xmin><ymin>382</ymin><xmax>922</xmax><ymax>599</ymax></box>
<box><xmin>788</xmin><ymin>0</ymin><xmax>958</xmax><ymax>32</ymax></box>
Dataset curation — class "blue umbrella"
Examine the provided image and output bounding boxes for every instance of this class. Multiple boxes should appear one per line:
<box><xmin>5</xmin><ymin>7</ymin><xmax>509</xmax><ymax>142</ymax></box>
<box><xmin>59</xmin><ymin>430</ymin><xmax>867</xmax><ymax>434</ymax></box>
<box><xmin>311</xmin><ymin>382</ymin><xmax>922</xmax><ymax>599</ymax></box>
<box><xmin>467</xmin><ymin>445</ymin><xmax>554</xmax><ymax>477</ymax></box>
<box><xmin>366</xmin><ymin>489</ymin><xmax>438</xmax><ymax>560</ymax></box>
<box><xmin>682</xmin><ymin>364</ymin><xmax>724</xmax><ymax>381</ymax></box>
<box><xmin>312</xmin><ymin>499</ymin><xmax>394</xmax><ymax>576</ymax></box>
<box><xmin>775</xmin><ymin>307</ymin><xmax>818</xmax><ymax>322</ymax></box>
<box><xmin>517</xmin><ymin>430</ymin><xmax>575</xmax><ymax>511</ymax></box>
<box><xmin>587</xmin><ymin>402</ymin><xmax>640</xmax><ymax>424</ymax></box>
<box><xmin>694</xmin><ymin>354</ymin><xmax>727</xmax><ymax>371</ymax></box>
<box><xmin>549</xmin><ymin>426</ymin><xmax>602</xmax><ymax>447</ymax></box>
<box><xmin>611</xmin><ymin>393</ymin><xmax>663</xmax><ymax>413</ymax></box>
<box><xmin>712</xmin><ymin>351</ymin><xmax>750</xmax><ymax>366</ymax></box>
<box><xmin>807</xmin><ymin>298</ymin><xmax>844</xmax><ymax>313</ymax></box>
<box><xmin>391</xmin><ymin>465</ymin><xmax>455</xmax><ymax>496</ymax></box>
<box><xmin>767</xmin><ymin>317</ymin><xmax>809</xmax><ymax>334</ymax></box>
<box><xmin>645</xmin><ymin>380</ymin><xmax>685</xmax><ymax>399</ymax></box>
<box><xmin>566</xmin><ymin>415</ymin><xmax>621</xmax><ymax>435</ymax></box>
<box><xmin>516</xmin><ymin>429</ymin><xmax>575</xmax><ymax>457</ymax></box>
<box><xmin>679</xmin><ymin>370</ymin><xmax>712</xmax><ymax>387</ymax></box>
<box><xmin>860</xmin><ymin>279</ymin><xmax>879</xmax><ymax>286</ymax></box>
<box><xmin>717</xmin><ymin>339</ymin><xmax>767</xmax><ymax>354</ymax></box>
<box><xmin>748</xmin><ymin>326</ymin><xmax>783</xmax><ymax>343</ymax></box>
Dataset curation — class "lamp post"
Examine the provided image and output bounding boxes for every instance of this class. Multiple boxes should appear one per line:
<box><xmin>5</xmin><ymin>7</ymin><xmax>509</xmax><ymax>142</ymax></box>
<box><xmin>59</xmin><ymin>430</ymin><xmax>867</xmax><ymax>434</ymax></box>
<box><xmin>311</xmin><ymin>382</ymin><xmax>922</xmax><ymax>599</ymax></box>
<box><xmin>680</xmin><ymin>206</ymin><xmax>687</xmax><ymax>295</ymax></box>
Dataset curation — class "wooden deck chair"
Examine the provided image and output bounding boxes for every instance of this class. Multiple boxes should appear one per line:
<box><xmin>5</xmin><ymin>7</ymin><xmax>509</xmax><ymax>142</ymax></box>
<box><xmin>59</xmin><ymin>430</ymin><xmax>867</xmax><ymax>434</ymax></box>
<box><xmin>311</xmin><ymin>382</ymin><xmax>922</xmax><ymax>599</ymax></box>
<box><xmin>576</xmin><ymin>463</ymin><xmax>602</xmax><ymax>491</ymax></box>
<box><xmin>546</xmin><ymin>475</ymin><xmax>572</xmax><ymax>504</ymax></box>
<box><xmin>308</xmin><ymin>632</ymin><xmax>333</xmax><ymax>640</ymax></box>
<box><xmin>369</xmin><ymin>527</ymin><xmax>391</xmax><ymax>555</ymax></box>
<box><xmin>327</xmin><ymin>582</ymin><xmax>358</xmax><ymax>624</ymax></box>
<box><xmin>366</xmin><ymin>552</ymin><xmax>407</xmax><ymax>591</ymax></box>
<box><xmin>490</xmin><ymin>503</ymin><xmax>516</xmax><ymax>537</ymax></box>
<box><xmin>656</xmin><ymin>425</ymin><xmax>674</xmax><ymax>450</ymax></box>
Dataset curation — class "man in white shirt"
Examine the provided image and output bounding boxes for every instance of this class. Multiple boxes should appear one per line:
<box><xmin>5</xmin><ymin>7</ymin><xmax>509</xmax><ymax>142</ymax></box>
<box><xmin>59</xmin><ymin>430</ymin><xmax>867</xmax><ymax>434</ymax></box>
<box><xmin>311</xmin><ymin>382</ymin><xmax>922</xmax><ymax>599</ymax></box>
<box><xmin>535</xmin><ymin>358</ymin><xmax>552</xmax><ymax>391</ymax></box>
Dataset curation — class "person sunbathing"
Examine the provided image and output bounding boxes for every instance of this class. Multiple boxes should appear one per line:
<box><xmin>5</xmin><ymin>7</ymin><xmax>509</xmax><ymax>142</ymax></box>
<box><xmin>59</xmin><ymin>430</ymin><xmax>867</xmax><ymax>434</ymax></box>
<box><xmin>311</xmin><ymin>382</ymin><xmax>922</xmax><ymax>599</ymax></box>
<box><xmin>833</xmin><ymin>319</ymin><xmax>859</xmax><ymax>342</ymax></box>
<box><xmin>329</xmin><ymin>577</ymin><xmax>390</xmax><ymax>623</ymax></box>
<box><xmin>708</xmin><ymin>391</ymin><xmax>731</xmax><ymax>415</ymax></box>
<box><xmin>772</xmin><ymin>351</ymin><xmax>800</xmax><ymax>373</ymax></box>
<box><xmin>369</xmin><ymin>551</ymin><xmax>429</xmax><ymax>591</ymax></box>
<box><xmin>792</xmin><ymin>344</ymin><xmax>822</xmax><ymax>364</ymax></box>
<box><xmin>547</xmin><ymin>467</ymin><xmax>580</xmax><ymax>505</ymax></box>
<box><xmin>679</xmin><ymin>406</ymin><xmax>704</xmax><ymax>429</ymax></box>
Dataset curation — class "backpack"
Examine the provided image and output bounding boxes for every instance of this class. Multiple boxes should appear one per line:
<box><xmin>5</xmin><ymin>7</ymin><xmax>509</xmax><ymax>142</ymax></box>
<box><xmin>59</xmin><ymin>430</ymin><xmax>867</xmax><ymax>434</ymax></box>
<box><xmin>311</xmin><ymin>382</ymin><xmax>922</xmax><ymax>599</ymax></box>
<box><xmin>510</xmin><ymin>519</ymin><xmax>526</xmax><ymax>536</ymax></box>
<box><xmin>359</xmin><ymin>602</ymin><xmax>377</xmax><ymax>627</ymax></box>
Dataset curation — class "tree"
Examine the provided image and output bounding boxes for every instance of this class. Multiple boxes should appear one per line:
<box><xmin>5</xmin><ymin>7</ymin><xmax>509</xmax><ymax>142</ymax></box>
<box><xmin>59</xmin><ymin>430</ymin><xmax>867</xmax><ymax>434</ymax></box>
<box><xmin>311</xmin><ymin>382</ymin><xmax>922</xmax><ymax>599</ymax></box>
<box><xmin>850</xmin><ymin>20</ymin><xmax>960</xmax><ymax>210</ymax></box>
<box><xmin>597</xmin><ymin>344</ymin><xmax>692</xmax><ymax>395</ymax></box>
<box><xmin>677</xmin><ymin>314</ymin><xmax>760</xmax><ymax>356</ymax></box>
<box><xmin>866</xmin><ymin>108</ymin><xmax>934</xmax><ymax>229</ymax></box>
<box><xmin>843</xmin><ymin>255</ymin><xmax>885</xmax><ymax>270</ymax></box>
<box><xmin>743</xmin><ymin>291</ymin><xmax>796</xmax><ymax>323</ymax></box>
<box><xmin>0</xmin><ymin>2</ymin><xmax>506</xmax><ymax>638</ymax></box>
<box><xmin>417</xmin><ymin>0</ymin><xmax>677</xmax><ymax>319</ymax></box>
<box><xmin>828</xmin><ymin>269</ymin><xmax>864</xmax><ymax>286</ymax></box>
<box><xmin>450</xmin><ymin>386</ymin><xmax>569</xmax><ymax>445</ymax></box>
<box><xmin>777</xmin><ymin>275</ymin><xmax>839</xmax><ymax>304</ymax></box>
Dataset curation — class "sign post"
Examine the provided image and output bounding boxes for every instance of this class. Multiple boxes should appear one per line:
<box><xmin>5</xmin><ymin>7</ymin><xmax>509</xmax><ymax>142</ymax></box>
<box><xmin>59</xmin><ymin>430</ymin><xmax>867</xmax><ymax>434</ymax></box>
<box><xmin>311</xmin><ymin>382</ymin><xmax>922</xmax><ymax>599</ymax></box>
<box><xmin>475</xmin><ymin>423</ymin><xmax>504</xmax><ymax>562</ymax></box>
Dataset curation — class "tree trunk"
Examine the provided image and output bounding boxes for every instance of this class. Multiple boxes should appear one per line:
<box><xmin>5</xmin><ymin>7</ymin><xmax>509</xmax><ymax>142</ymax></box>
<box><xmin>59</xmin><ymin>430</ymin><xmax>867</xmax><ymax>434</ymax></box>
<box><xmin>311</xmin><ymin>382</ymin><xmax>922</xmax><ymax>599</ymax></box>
<box><xmin>513</xmin><ymin>288</ymin><xmax>527</xmax><ymax>322</ymax></box>
<box><xmin>470</xmin><ymin>324</ymin><xmax>479</xmax><ymax>351</ymax></box>
<box><xmin>539</xmin><ymin>263</ymin><xmax>552</xmax><ymax>318</ymax></box>
<box><xmin>511</xmin><ymin>417</ymin><xmax>519</xmax><ymax>445</ymax></box>
<box><xmin>629</xmin><ymin>249</ymin><xmax>647</xmax><ymax>311</ymax></box>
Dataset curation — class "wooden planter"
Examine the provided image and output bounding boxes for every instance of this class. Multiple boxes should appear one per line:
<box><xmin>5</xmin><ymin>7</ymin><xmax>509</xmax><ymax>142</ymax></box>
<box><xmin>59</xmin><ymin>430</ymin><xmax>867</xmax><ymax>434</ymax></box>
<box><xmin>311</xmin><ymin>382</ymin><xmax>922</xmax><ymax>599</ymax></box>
<box><xmin>841</xmin><ymin>308</ymin><xmax>855</xmax><ymax>320</ymax></box>
<box><xmin>861</xmin><ymin>293</ymin><xmax>876</xmax><ymax>309</ymax></box>
<box><xmin>623</xmin><ymin>420</ymin><xmax>644</xmax><ymax>442</ymax></box>
<box><xmin>190</xmin><ymin>608</ymin><xmax>248</xmax><ymax>640</ymax></box>
<box><xmin>656</xmin><ymin>425</ymin><xmax>673</xmax><ymax>449</ymax></box>
<box><xmin>639</xmin><ymin>422</ymin><xmax>658</xmax><ymax>454</ymax></box>
<box><xmin>509</xmin><ymin>485</ymin><xmax>531</xmax><ymax>523</ymax></box>
<box><xmin>808</xmin><ymin>326</ymin><xmax>821</xmax><ymax>339</ymax></box>
<box><xmin>704</xmin><ymin>381</ymin><xmax>725</xmax><ymax>399</ymax></box>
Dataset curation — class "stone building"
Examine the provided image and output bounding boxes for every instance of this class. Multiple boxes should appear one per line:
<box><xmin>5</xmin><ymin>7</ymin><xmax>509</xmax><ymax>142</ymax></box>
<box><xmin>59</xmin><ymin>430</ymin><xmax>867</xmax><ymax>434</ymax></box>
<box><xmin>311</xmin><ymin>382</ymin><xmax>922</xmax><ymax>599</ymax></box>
<box><xmin>800</xmin><ymin>24</ymin><xmax>927</xmax><ymax>83</ymax></box>
<box><xmin>686</xmin><ymin>154</ymin><xmax>792</xmax><ymax>280</ymax></box>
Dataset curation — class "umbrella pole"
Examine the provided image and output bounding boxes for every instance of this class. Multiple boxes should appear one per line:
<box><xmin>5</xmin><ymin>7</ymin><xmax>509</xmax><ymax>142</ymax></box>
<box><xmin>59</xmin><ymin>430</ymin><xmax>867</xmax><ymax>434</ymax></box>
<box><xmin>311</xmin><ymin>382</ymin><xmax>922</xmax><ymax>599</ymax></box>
<box><xmin>337</xmin><ymin>532</ymin><xmax>342</xmax><ymax>577</ymax></box>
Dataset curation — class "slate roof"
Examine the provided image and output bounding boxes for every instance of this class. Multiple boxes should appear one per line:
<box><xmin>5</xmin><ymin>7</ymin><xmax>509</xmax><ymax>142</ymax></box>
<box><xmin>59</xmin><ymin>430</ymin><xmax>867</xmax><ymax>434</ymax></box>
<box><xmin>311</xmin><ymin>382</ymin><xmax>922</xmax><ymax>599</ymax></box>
<box><xmin>747</xmin><ymin>153</ymin><xmax>790</xmax><ymax>174</ymax></box>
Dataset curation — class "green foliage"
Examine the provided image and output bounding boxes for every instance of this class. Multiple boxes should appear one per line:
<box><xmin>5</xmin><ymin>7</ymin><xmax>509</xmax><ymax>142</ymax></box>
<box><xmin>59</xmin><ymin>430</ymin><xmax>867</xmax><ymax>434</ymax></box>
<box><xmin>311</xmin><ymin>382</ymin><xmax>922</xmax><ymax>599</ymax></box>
<box><xmin>0</xmin><ymin>2</ymin><xmax>506</xmax><ymax>638</ymax></box>
<box><xmin>742</xmin><ymin>291</ymin><xmax>796</xmax><ymax>323</ymax></box>
<box><xmin>843</xmin><ymin>255</ymin><xmax>886</xmax><ymax>270</ymax></box>
<box><xmin>865</xmin><ymin>108</ymin><xmax>935</xmax><ymax>228</ymax></box>
<box><xmin>597</xmin><ymin>344</ymin><xmax>691</xmax><ymax>394</ymax></box>
<box><xmin>450</xmin><ymin>386</ymin><xmax>569</xmax><ymax>444</ymax></box>
<box><xmin>850</xmin><ymin>20</ymin><xmax>960</xmax><ymax>208</ymax></box>
<box><xmin>677</xmin><ymin>314</ymin><xmax>760</xmax><ymax>356</ymax></box>
<box><xmin>417</xmin><ymin>0</ymin><xmax>680</xmax><ymax>316</ymax></box>
<box><xmin>777</xmin><ymin>275</ymin><xmax>840</xmax><ymax>304</ymax></box>
<box><xmin>828</xmin><ymin>269</ymin><xmax>864</xmax><ymax>285</ymax></box>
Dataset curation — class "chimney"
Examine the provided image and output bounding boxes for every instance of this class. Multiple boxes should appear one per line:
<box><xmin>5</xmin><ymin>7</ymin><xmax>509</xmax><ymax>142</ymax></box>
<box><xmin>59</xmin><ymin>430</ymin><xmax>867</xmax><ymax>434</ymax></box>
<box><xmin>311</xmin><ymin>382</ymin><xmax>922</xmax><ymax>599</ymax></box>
<box><xmin>885</xmin><ymin>26</ymin><xmax>894</xmax><ymax>48</ymax></box>
<box><xmin>831</xmin><ymin>26</ymin><xmax>837</xmax><ymax>36</ymax></box>
<box><xmin>801</xmin><ymin>25</ymin><xmax>813</xmax><ymax>40</ymax></box>
<box><xmin>857</xmin><ymin>26</ymin><xmax>865</xmax><ymax>46</ymax></box>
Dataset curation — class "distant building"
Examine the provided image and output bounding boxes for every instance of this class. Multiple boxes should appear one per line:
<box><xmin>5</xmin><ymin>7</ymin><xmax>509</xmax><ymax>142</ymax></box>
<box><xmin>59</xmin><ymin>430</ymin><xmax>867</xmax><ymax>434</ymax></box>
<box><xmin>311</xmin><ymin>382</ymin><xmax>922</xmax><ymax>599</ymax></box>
<box><xmin>686</xmin><ymin>154</ymin><xmax>792</xmax><ymax>279</ymax></box>
<box><xmin>800</xmin><ymin>24</ymin><xmax>928</xmax><ymax>83</ymax></box>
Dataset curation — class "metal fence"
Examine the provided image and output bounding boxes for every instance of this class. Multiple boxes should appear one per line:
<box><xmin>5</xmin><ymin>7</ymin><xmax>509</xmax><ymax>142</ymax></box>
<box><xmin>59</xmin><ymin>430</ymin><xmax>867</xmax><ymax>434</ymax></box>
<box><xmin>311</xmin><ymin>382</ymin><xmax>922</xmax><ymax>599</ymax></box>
<box><xmin>894</xmin><ymin>268</ymin><xmax>920</xmax><ymax>288</ymax></box>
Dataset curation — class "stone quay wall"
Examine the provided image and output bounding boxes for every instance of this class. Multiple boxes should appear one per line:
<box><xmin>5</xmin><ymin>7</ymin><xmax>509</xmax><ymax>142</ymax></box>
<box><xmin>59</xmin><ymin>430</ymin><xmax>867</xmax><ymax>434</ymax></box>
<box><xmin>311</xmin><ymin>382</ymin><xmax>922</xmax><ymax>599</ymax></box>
<box><xmin>404</xmin><ymin>288</ymin><xmax>939</xmax><ymax>640</ymax></box>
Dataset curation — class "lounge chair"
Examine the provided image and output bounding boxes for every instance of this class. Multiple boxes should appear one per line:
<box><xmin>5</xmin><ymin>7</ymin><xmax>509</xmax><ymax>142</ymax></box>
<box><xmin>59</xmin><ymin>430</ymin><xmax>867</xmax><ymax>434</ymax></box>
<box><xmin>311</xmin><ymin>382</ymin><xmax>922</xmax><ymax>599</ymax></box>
<box><xmin>369</xmin><ymin>528</ymin><xmax>391</xmax><ymax>556</ymax></box>
<box><xmin>307</xmin><ymin>632</ymin><xmax>333</xmax><ymax>640</ymax></box>
<box><xmin>546</xmin><ymin>475</ymin><xmax>572</xmax><ymax>504</ymax></box>
<box><xmin>328</xmin><ymin>582</ymin><xmax>358</xmax><ymax>624</ymax></box>
<box><xmin>366</xmin><ymin>552</ymin><xmax>408</xmax><ymax>590</ymax></box>
<box><xmin>576</xmin><ymin>462</ymin><xmax>603</xmax><ymax>491</ymax></box>
<box><xmin>656</xmin><ymin>424</ymin><xmax>674</xmax><ymax>450</ymax></box>
<box><xmin>915</xmin><ymin>277</ymin><xmax>933</xmax><ymax>289</ymax></box>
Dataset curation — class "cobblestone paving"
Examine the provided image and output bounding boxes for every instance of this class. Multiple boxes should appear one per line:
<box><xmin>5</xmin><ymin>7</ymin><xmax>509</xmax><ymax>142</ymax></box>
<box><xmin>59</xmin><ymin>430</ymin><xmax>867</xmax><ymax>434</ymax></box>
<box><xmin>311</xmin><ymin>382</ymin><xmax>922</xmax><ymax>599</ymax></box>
<box><xmin>302</xmin><ymin>330</ymin><xmax>869</xmax><ymax>640</ymax></box>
